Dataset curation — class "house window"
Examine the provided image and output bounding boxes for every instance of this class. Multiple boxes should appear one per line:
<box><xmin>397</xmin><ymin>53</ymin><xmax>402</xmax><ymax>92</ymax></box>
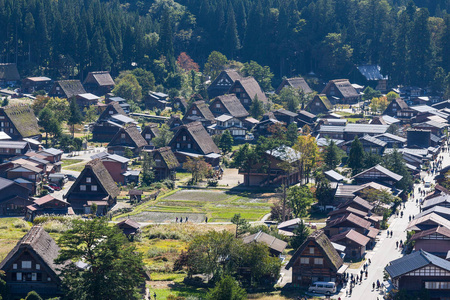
<box><xmin>91</xmin><ymin>185</ymin><xmax>97</xmax><ymax>191</ymax></box>
<box><xmin>121</xmin><ymin>133</ymin><xmax>125</xmax><ymax>139</ymax></box>
<box><xmin>86</xmin><ymin>177</ymin><xmax>91</xmax><ymax>183</ymax></box>
<box><xmin>9</xmin><ymin>128</ymin><xmax>13</xmax><ymax>133</ymax></box>
<box><xmin>192</xmin><ymin>110</ymin><xmax>197</xmax><ymax>115</ymax></box>
<box><xmin>183</xmin><ymin>136</ymin><xmax>186</xmax><ymax>141</ymax></box>
<box><xmin>300</xmin><ymin>258</ymin><xmax>309</xmax><ymax>264</ymax></box>
<box><xmin>13</xmin><ymin>264</ymin><xmax>17</xmax><ymax>269</ymax></box>
<box><xmin>315</xmin><ymin>102</ymin><xmax>320</xmax><ymax>106</ymax></box>
<box><xmin>309</xmin><ymin>247</ymin><xmax>314</xmax><ymax>254</ymax></box>
<box><xmin>244</xmin><ymin>99</ymin><xmax>248</xmax><ymax>103</ymax></box>
<box><xmin>36</xmin><ymin>264</ymin><xmax>40</xmax><ymax>270</ymax></box>
<box><xmin>216</xmin><ymin>104</ymin><xmax>220</xmax><ymax>108</ymax></box>
<box><xmin>187</xmin><ymin>143</ymin><xmax>191</xmax><ymax>149</ymax></box>
<box><xmin>314</xmin><ymin>258</ymin><xmax>323</xmax><ymax>265</ymax></box>
<box><xmin>22</xmin><ymin>261</ymin><xmax>32</xmax><ymax>269</ymax></box>
<box><xmin>32</xmin><ymin>273</ymin><xmax>37</xmax><ymax>281</ymax></box>
<box><xmin>16</xmin><ymin>273</ymin><xmax>22</xmax><ymax>281</ymax></box>
<box><xmin>80</xmin><ymin>185</ymin><xmax>86</xmax><ymax>191</ymax></box>
<box><xmin>56</xmin><ymin>87</ymin><xmax>60</xmax><ymax>91</ymax></box>
<box><xmin>176</xmin><ymin>143</ymin><xmax>180</xmax><ymax>148</ymax></box>
<box><xmin>109</xmin><ymin>110</ymin><xmax>113</xmax><ymax>114</ymax></box>
<box><xmin>145</xmin><ymin>134</ymin><xmax>151</xmax><ymax>139</ymax></box>
<box><xmin>15</xmin><ymin>149</ymin><xmax>21</xmax><ymax>154</ymax></box>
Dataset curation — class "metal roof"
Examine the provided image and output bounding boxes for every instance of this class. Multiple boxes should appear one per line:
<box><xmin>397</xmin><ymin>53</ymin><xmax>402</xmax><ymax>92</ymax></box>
<box><xmin>0</xmin><ymin>141</ymin><xmax>28</xmax><ymax>149</ymax></box>
<box><xmin>410</xmin><ymin>105</ymin><xmax>437</xmax><ymax>113</ymax></box>
<box><xmin>386</xmin><ymin>250</ymin><xmax>450</xmax><ymax>279</ymax></box>
<box><xmin>357</xmin><ymin>65</ymin><xmax>388</xmax><ymax>81</ymax></box>
<box><xmin>324</xmin><ymin>170</ymin><xmax>345</xmax><ymax>182</ymax></box>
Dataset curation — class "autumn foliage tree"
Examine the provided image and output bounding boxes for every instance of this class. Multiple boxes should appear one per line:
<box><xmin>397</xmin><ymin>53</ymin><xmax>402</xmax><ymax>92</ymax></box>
<box><xmin>184</xmin><ymin>157</ymin><xmax>213</xmax><ymax>184</ymax></box>
<box><xmin>177</xmin><ymin>52</ymin><xmax>199</xmax><ymax>71</ymax></box>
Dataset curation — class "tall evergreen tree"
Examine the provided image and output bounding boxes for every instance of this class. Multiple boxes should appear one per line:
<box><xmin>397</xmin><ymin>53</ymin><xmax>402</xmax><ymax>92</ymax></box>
<box><xmin>324</xmin><ymin>140</ymin><xmax>341</xmax><ymax>170</ymax></box>
<box><xmin>224</xmin><ymin>3</ymin><xmax>240</xmax><ymax>59</ymax></box>
<box><xmin>68</xmin><ymin>97</ymin><xmax>83</xmax><ymax>138</ymax></box>
<box><xmin>348</xmin><ymin>136</ymin><xmax>365</xmax><ymax>176</ymax></box>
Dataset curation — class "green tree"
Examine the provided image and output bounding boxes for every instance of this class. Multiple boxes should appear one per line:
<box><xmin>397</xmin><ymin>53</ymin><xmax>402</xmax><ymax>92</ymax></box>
<box><xmin>386</xmin><ymin>91</ymin><xmax>399</xmax><ymax>102</ymax></box>
<box><xmin>249</xmin><ymin>95</ymin><xmax>264</xmax><ymax>119</ymax></box>
<box><xmin>141</xmin><ymin>152</ymin><xmax>155</xmax><ymax>186</ymax></box>
<box><xmin>68</xmin><ymin>97</ymin><xmax>83</xmax><ymax>138</ymax></box>
<box><xmin>241</xmin><ymin>61</ymin><xmax>274</xmax><ymax>91</ymax></box>
<box><xmin>233</xmin><ymin>144</ymin><xmax>261</xmax><ymax>186</ymax></box>
<box><xmin>278</xmin><ymin>87</ymin><xmax>302</xmax><ymax>112</ymax></box>
<box><xmin>38</xmin><ymin>107</ymin><xmax>61</xmax><ymax>147</ymax></box>
<box><xmin>362</xmin><ymin>86</ymin><xmax>381</xmax><ymax>101</ymax></box>
<box><xmin>231</xmin><ymin>213</ymin><xmax>250</xmax><ymax>237</ymax></box>
<box><xmin>184</xmin><ymin>157</ymin><xmax>213</xmax><ymax>184</ymax></box>
<box><xmin>286</xmin><ymin>123</ymin><xmax>298</xmax><ymax>147</ymax></box>
<box><xmin>324</xmin><ymin>140</ymin><xmax>342</xmax><ymax>170</ymax></box>
<box><xmin>124</xmin><ymin>148</ymin><xmax>134</xmax><ymax>159</ymax></box>
<box><xmin>219</xmin><ymin>130</ymin><xmax>234</xmax><ymax>153</ymax></box>
<box><xmin>25</xmin><ymin>291</ymin><xmax>42</xmax><ymax>300</ymax></box>
<box><xmin>224</xmin><ymin>4</ymin><xmax>241</xmax><ymax>59</ymax></box>
<box><xmin>207</xmin><ymin>275</ymin><xmax>247</xmax><ymax>300</ymax></box>
<box><xmin>204</xmin><ymin>51</ymin><xmax>228</xmax><ymax>80</ymax></box>
<box><xmin>83</xmin><ymin>106</ymin><xmax>98</xmax><ymax>123</ymax></box>
<box><xmin>315</xmin><ymin>174</ymin><xmax>334</xmax><ymax>206</ymax></box>
<box><xmin>90</xmin><ymin>203</ymin><xmax>98</xmax><ymax>216</ymax></box>
<box><xmin>113</xmin><ymin>74</ymin><xmax>143</xmax><ymax>103</ymax></box>
<box><xmin>55</xmin><ymin>219</ymin><xmax>145</xmax><ymax>300</ymax></box>
<box><xmin>152</xmin><ymin>124</ymin><xmax>174</xmax><ymax>148</ymax></box>
<box><xmin>290</xmin><ymin>220</ymin><xmax>310</xmax><ymax>249</ymax></box>
<box><xmin>287</xmin><ymin>186</ymin><xmax>314</xmax><ymax>218</ymax></box>
<box><xmin>383</xmin><ymin>148</ymin><xmax>413</xmax><ymax>192</ymax></box>
<box><xmin>0</xmin><ymin>270</ymin><xmax>9</xmax><ymax>300</ymax></box>
<box><xmin>348</xmin><ymin>136</ymin><xmax>365</xmax><ymax>176</ymax></box>
<box><xmin>131</xmin><ymin>68</ymin><xmax>156</xmax><ymax>95</ymax></box>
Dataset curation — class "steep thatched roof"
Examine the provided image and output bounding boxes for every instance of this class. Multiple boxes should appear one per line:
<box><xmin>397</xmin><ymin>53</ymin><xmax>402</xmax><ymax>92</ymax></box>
<box><xmin>170</xmin><ymin>121</ymin><xmax>220</xmax><ymax>155</ymax></box>
<box><xmin>233</xmin><ymin>77</ymin><xmax>268</xmax><ymax>103</ymax></box>
<box><xmin>187</xmin><ymin>100</ymin><xmax>215</xmax><ymax>122</ymax></box>
<box><xmin>0</xmin><ymin>63</ymin><xmax>20</xmax><ymax>81</ymax></box>
<box><xmin>0</xmin><ymin>226</ymin><xmax>63</xmax><ymax>278</ymax></box>
<box><xmin>323</xmin><ymin>79</ymin><xmax>359</xmax><ymax>98</ymax></box>
<box><xmin>98</xmin><ymin>102</ymin><xmax>127</xmax><ymax>121</ymax></box>
<box><xmin>213</xmin><ymin>94</ymin><xmax>249</xmax><ymax>118</ymax></box>
<box><xmin>109</xmin><ymin>124</ymin><xmax>148</xmax><ymax>148</ymax></box>
<box><xmin>2</xmin><ymin>105</ymin><xmax>40</xmax><ymax>138</ymax></box>
<box><xmin>276</xmin><ymin>77</ymin><xmax>313</xmax><ymax>94</ymax></box>
<box><xmin>83</xmin><ymin>71</ymin><xmax>115</xmax><ymax>86</ymax></box>
<box><xmin>54</xmin><ymin>80</ymin><xmax>86</xmax><ymax>98</ymax></box>
<box><xmin>286</xmin><ymin>230</ymin><xmax>343</xmax><ymax>271</ymax></box>
<box><xmin>154</xmin><ymin>146</ymin><xmax>180</xmax><ymax>170</ymax></box>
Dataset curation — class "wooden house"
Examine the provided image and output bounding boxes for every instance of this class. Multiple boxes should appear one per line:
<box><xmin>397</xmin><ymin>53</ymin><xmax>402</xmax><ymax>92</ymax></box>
<box><xmin>152</xmin><ymin>147</ymin><xmax>180</xmax><ymax>181</ymax></box>
<box><xmin>239</xmin><ymin>145</ymin><xmax>301</xmax><ymax>187</ymax></box>
<box><xmin>0</xmin><ymin>63</ymin><xmax>20</xmax><ymax>87</ymax></box>
<box><xmin>25</xmin><ymin>195</ymin><xmax>73</xmax><ymax>221</ymax></box>
<box><xmin>183</xmin><ymin>100</ymin><xmax>216</xmax><ymax>127</ymax></box>
<box><xmin>64</xmin><ymin>158</ymin><xmax>120</xmax><ymax>214</ymax></box>
<box><xmin>306</xmin><ymin>94</ymin><xmax>333</xmax><ymax>115</ymax></box>
<box><xmin>172</xmin><ymin>97</ymin><xmax>188</xmax><ymax>113</ymax></box>
<box><xmin>48</xmin><ymin>80</ymin><xmax>86</xmax><ymax>99</ymax></box>
<box><xmin>167</xmin><ymin>115</ymin><xmax>184</xmax><ymax>130</ymax></box>
<box><xmin>228</xmin><ymin>77</ymin><xmax>268</xmax><ymax>110</ymax></box>
<box><xmin>105</xmin><ymin>95</ymin><xmax>131</xmax><ymax>113</ymax></box>
<box><xmin>76</xmin><ymin>93</ymin><xmax>100</xmax><ymax>111</ymax></box>
<box><xmin>117</xmin><ymin>219</ymin><xmax>141</xmax><ymax>239</ymax></box>
<box><xmin>352</xmin><ymin>164</ymin><xmax>402</xmax><ymax>186</ymax></box>
<box><xmin>275</xmin><ymin>77</ymin><xmax>313</xmax><ymax>95</ymax></box>
<box><xmin>337</xmin><ymin>196</ymin><xmax>374</xmax><ymax>214</ymax></box>
<box><xmin>207</xmin><ymin>69</ymin><xmax>242</xmax><ymax>98</ymax></box>
<box><xmin>21</xmin><ymin>77</ymin><xmax>52</xmax><ymax>93</ymax></box>
<box><xmin>92</xmin><ymin>102</ymin><xmax>135</xmax><ymax>142</ymax></box>
<box><xmin>410</xmin><ymin>226</ymin><xmax>450</xmax><ymax>258</ymax></box>
<box><xmin>324</xmin><ymin>213</ymin><xmax>372</xmax><ymax>237</ymax></box>
<box><xmin>141</xmin><ymin>124</ymin><xmax>160</xmax><ymax>147</ymax></box>
<box><xmin>0</xmin><ymin>105</ymin><xmax>41</xmax><ymax>140</ymax></box>
<box><xmin>98</xmin><ymin>153</ymin><xmax>130</xmax><ymax>184</ymax></box>
<box><xmin>7</xmin><ymin>164</ymin><xmax>43</xmax><ymax>195</ymax></box>
<box><xmin>107</xmin><ymin>124</ymin><xmax>148</xmax><ymax>156</ymax></box>
<box><xmin>383</xmin><ymin>98</ymin><xmax>414</xmax><ymax>120</ymax></box>
<box><xmin>329</xmin><ymin>229</ymin><xmax>370</xmax><ymax>259</ymax></box>
<box><xmin>272</xmin><ymin>109</ymin><xmax>298</xmax><ymax>126</ymax></box>
<box><xmin>242</xmin><ymin>231</ymin><xmax>288</xmax><ymax>257</ymax></box>
<box><xmin>209</xmin><ymin>115</ymin><xmax>246</xmax><ymax>138</ymax></box>
<box><xmin>83</xmin><ymin>71</ymin><xmax>115</xmax><ymax>96</ymax></box>
<box><xmin>0</xmin><ymin>141</ymin><xmax>31</xmax><ymax>161</ymax></box>
<box><xmin>286</xmin><ymin>230</ymin><xmax>345</xmax><ymax>286</ymax></box>
<box><xmin>296</xmin><ymin>110</ymin><xmax>317</xmax><ymax>127</ymax></box>
<box><xmin>169</xmin><ymin>121</ymin><xmax>220</xmax><ymax>163</ymax></box>
<box><xmin>0</xmin><ymin>177</ymin><xmax>31</xmax><ymax>216</ymax></box>
<box><xmin>209</xmin><ymin>94</ymin><xmax>249</xmax><ymax>119</ymax></box>
<box><xmin>343</xmin><ymin>135</ymin><xmax>387</xmax><ymax>155</ymax></box>
<box><xmin>406</xmin><ymin>213</ymin><xmax>450</xmax><ymax>233</ymax></box>
<box><xmin>321</xmin><ymin>79</ymin><xmax>360</xmax><ymax>104</ymax></box>
<box><xmin>0</xmin><ymin>226</ymin><xmax>64</xmax><ymax>298</ymax></box>
<box><xmin>144</xmin><ymin>91</ymin><xmax>169</xmax><ymax>110</ymax></box>
<box><xmin>374</xmin><ymin>133</ymin><xmax>406</xmax><ymax>148</ymax></box>
<box><xmin>386</xmin><ymin>250</ymin><xmax>450</xmax><ymax>296</ymax></box>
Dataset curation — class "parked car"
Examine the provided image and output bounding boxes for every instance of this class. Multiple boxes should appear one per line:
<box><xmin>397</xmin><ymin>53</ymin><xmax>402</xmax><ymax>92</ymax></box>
<box><xmin>424</xmin><ymin>181</ymin><xmax>431</xmax><ymax>188</ymax></box>
<box><xmin>308</xmin><ymin>282</ymin><xmax>336</xmax><ymax>295</ymax></box>
<box><xmin>48</xmin><ymin>184</ymin><xmax>61</xmax><ymax>191</ymax></box>
<box><xmin>65</xmin><ymin>174</ymin><xmax>77</xmax><ymax>181</ymax></box>
<box><xmin>43</xmin><ymin>185</ymin><xmax>55</xmax><ymax>193</ymax></box>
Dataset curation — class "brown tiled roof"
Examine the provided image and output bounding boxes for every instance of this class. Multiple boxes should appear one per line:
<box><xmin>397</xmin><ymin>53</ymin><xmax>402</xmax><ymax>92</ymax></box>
<box><xmin>406</xmin><ymin>213</ymin><xmax>450</xmax><ymax>231</ymax></box>
<box><xmin>0</xmin><ymin>226</ymin><xmax>63</xmax><ymax>277</ymax></box>
<box><xmin>2</xmin><ymin>105</ymin><xmax>40</xmax><ymax>138</ymax></box>
<box><xmin>328</xmin><ymin>206</ymin><xmax>368</xmax><ymax>219</ymax></box>
<box><xmin>410</xmin><ymin>226</ymin><xmax>450</xmax><ymax>240</ymax></box>
<box><xmin>286</xmin><ymin>230</ymin><xmax>343</xmax><ymax>271</ymax></box>
<box><xmin>213</xmin><ymin>94</ymin><xmax>249</xmax><ymax>118</ymax></box>
<box><xmin>98</xmin><ymin>102</ymin><xmax>127</xmax><ymax>120</ymax></box>
<box><xmin>84</xmin><ymin>71</ymin><xmax>115</xmax><ymax>86</ymax></box>
<box><xmin>326</xmin><ymin>213</ymin><xmax>371</xmax><ymax>230</ymax></box>
<box><xmin>234</xmin><ymin>77</ymin><xmax>268</xmax><ymax>102</ymax></box>
<box><xmin>118</xmin><ymin>124</ymin><xmax>148</xmax><ymax>148</ymax></box>
<box><xmin>0</xmin><ymin>63</ymin><xmax>20</xmax><ymax>81</ymax></box>
<box><xmin>55</xmin><ymin>80</ymin><xmax>86</xmax><ymax>98</ymax></box>
<box><xmin>242</xmin><ymin>231</ymin><xmax>288</xmax><ymax>254</ymax></box>
<box><xmin>155</xmin><ymin>147</ymin><xmax>179</xmax><ymax>170</ymax></box>
<box><xmin>366</xmin><ymin>227</ymin><xmax>379</xmax><ymax>239</ymax></box>
<box><xmin>330</xmin><ymin>229</ymin><xmax>370</xmax><ymax>246</ymax></box>
<box><xmin>338</xmin><ymin>196</ymin><xmax>374</xmax><ymax>211</ymax></box>
<box><xmin>117</xmin><ymin>218</ymin><xmax>140</xmax><ymax>229</ymax></box>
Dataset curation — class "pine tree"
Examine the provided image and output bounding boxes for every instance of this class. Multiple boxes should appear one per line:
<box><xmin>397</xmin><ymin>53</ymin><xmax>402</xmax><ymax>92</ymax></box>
<box><xmin>224</xmin><ymin>3</ymin><xmax>240</xmax><ymax>59</ymax></box>
<box><xmin>348</xmin><ymin>136</ymin><xmax>365</xmax><ymax>176</ymax></box>
<box><xmin>68</xmin><ymin>97</ymin><xmax>83</xmax><ymax>138</ymax></box>
<box><xmin>219</xmin><ymin>130</ymin><xmax>233</xmax><ymax>153</ymax></box>
<box><xmin>324</xmin><ymin>140</ymin><xmax>341</xmax><ymax>170</ymax></box>
<box><xmin>249</xmin><ymin>95</ymin><xmax>264</xmax><ymax>119</ymax></box>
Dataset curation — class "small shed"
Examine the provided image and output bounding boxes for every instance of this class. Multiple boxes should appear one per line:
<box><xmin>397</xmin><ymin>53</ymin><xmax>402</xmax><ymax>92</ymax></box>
<box><xmin>129</xmin><ymin>189</ymin><xmax>143</xmax><ymax>202</ymax></box>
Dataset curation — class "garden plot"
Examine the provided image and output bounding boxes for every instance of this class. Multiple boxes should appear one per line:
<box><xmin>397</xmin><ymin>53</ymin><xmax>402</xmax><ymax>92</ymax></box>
<box><xmin>162</xmin><ymin>189</ymin><xmax>233</xmax><ymax>202</ymax></box>
<box><xmin>117</xmin><ymin>211</ymin><xmax>206</xmax><ymax>223</ymax></box>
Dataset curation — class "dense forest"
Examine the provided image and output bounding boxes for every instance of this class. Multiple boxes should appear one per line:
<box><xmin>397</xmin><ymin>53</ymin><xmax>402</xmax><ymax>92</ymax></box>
<box><xmin>1</xmin><ymin>0</ymin><xmax>450</xmax><ymax>90</ymax></box>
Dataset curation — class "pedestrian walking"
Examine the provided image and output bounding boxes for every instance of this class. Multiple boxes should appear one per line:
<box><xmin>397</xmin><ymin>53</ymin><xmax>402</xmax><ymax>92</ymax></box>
<box><xmin>180</xmin><ymin>217</ymin><xmax>183</xmax><ymax>223</ymax></box>
<box><xmin>205</xmin><ymin>217</ymin><xmax>208</xmax><ymax>223</ymax></box>
<box><xmin>396</xmin><ymin>240</ymin><xmax>399</xmax><ymax>248</ymax></box>
<box><xmin>373</xmin><ymin>282</ymin><xmax>375</xmax><ymax>290</ymax></box>
<box><xmin>365</xmin><ymin>270</ymin><xmax>368</xmax><ymax>278</ymax></box>
<box><xmin>409</xmin><ymin>215</ymin><xmax>411</xmax><ymax>221</ymax></box>
<box><xmin>369</xmin><ymin>258</ymin><xmax>371</xmax><ymax>265</ymax></box>
<box><xmin>390</xmin><ymin>231</ymin><xmax>393</xmax><ymax>237</ymax></box>
<box><xmin>176</xmin><ymin>217</ymin><xmax>178</xmax><ymax>223</ymax></box>
<box><xmin>387</xmin><ymin>230</ymin><xmax>389</xmax><ymax>237</ymax></box>
<box><xmin>154</xmin><ymin>292</ymin><xmax>157</xmax><ymax>300</ymax></box>
<box><xmin>360</xmin><ymin>270</ymin><xmax>363</xmax><ymax>277</ymax></box>
<box><xmin>359</xmin><ymin>276</ymin><xmax>362</xmax><ymax>283</ymax></box>
<box><xmin>186</xmin><ymin>216</ymin><xmax>188</xmax><ymax>222</ymax></box>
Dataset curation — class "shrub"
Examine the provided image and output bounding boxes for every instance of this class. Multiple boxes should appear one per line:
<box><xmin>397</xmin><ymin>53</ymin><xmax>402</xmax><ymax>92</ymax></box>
<box><xmin>13</xmin><ymin>219</ymin><xmax>30</xmax><ymax>229</ymax></box>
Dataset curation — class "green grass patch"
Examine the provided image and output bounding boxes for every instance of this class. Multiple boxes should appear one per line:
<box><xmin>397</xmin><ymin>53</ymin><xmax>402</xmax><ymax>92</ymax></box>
<box><xmin>64</xmin><ymin>161</ymin><xmax>88</xmax><ymax>172</ymax></box>
<box><xmin>151</xmin><ymin>272</ymin><xmax>186</xmax><ymax>282</ymax></box>
<box><xmin>149</xmin><ymin>284</ymin><xmax>207</xmax><ymax>299</ymax></box>
<box><xmin>61</xmin><ymin>159</ymin><xmax>84</xmax><ymax>167</ymax></box>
